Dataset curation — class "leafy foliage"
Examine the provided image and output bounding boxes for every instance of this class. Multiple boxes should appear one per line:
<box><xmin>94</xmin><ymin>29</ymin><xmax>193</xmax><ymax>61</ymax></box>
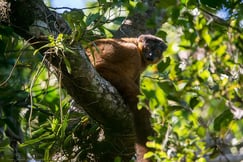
<box><xmin>138</xmin><ymin>0</ymin><xmax>243</xmax><ymax>161</ymax></box>
<box><xmin>0</xmin><ymin>0</ymin><xmax>243</xmax><ymax>161</ymax></box>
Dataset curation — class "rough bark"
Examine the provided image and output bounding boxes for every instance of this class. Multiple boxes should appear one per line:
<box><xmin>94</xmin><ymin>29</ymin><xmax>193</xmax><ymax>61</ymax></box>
<box><xmin>0</xmin><ymin>0</ymin><xmax>167</xmax><ymax>160</ymax></box>
<box><xmin>0</xmin><ymin>0</ymin><xmax>134</xmax><ymax>160</ymax></box>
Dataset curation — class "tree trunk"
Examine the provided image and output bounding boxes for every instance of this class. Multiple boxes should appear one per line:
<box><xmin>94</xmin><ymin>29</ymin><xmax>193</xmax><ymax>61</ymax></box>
<box><xmin>0</xmin><ymin>0</ymin><xmax>165</xmax><ymax>160</ymax></box>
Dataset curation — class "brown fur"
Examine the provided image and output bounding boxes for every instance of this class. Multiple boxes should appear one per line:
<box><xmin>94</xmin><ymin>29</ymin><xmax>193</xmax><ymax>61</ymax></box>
<box><xmin>86</xmin><ymin>35</ymin><xmax>167</xmax><ymax>162</ymax></box>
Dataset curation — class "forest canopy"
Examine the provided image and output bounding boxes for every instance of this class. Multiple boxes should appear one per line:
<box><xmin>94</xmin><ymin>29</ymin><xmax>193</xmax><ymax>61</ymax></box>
<box><xmin>0</xmin><ymin>0</ymin><xmax>242</xmax><ymax>161</ymax></box>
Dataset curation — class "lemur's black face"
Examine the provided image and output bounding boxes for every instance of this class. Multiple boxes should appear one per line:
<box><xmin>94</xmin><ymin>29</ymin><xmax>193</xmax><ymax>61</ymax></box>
<box><xmin>138</xmin><ymin>34</ymin><xmax>167</xmax><ymax>64</ymax></box>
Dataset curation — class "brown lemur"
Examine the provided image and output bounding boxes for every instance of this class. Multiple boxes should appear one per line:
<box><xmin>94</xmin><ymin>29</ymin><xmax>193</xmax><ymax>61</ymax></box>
<box><xmin>86</xmin><ymin>34</ymin><xmax>167</xmax><ymax>162</ymax></box>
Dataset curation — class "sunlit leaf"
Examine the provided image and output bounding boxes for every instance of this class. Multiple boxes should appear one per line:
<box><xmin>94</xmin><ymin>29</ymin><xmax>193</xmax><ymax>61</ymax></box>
<box><xmin>202</xmin><ymin>28</ymin><xmax>211</xmax><ymax>45</ymax></box>
<box><xmin>144</xmin><ymin>151</ymin><xmax>154</xmax><ymax>159</ymax></box>
<box><xmin>197</xmin><ymin>127</ymin><xmax>206</xmax><ymax>137</ymax></box>
<box><xmin>198</xmin><ymin>70</ymin><xmax>210</xmax><ymax>80</ymax></box>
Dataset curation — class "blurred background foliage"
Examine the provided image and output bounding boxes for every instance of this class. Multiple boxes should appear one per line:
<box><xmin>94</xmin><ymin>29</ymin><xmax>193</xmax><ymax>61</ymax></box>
<box><xmin>0</xmin><ymin>0</ymin><xmax>242</xmax><ymax>161</ymax></box>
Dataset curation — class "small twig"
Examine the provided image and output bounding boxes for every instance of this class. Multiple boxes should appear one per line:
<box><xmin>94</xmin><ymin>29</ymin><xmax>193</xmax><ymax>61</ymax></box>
<box><xmin>49</xmin><ymin>5</ymin><xmax>104</xmax><ymax>11</ymax></box>
<box><xmin>199</xmin><ymin>7</ymin><xmax>242</xmax><ymax>33</ymax></box>
<box><xmin>0</xmin><ymin>49</ymin><xmax>23</xmax><ymax>86</ymax></box>
<box><xmin>162</xmin><ymin>124</ymin><xmax>172</xmax><ymax>149</ymax></box>
<box><xmin>28</xmin><ymin>54</ymin><xmax>47</xmax><ymax>137</ymax></box>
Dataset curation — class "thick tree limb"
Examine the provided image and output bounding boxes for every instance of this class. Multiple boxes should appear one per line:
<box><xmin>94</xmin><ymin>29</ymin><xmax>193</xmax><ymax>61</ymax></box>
<box><xmin>0</xmin><ymin>0</ymin><xmax>135</xmax><ymax>158</ymax></box>
<box><xmin>0</xmin><ymin>0</ymin><xmax>167</xmax><ymax>160</ymax></box>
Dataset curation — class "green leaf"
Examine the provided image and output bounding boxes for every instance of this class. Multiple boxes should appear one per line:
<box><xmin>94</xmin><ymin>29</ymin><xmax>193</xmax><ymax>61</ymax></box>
<box><xmin>202</xmin><ymin>28</ymin><xmax>211</xmax><ymax>45</ymax></box>
<box><xmin>181</xmin><ymin>0</ymin><xmax>189</xmax><ymax>5</ymax></box>
<box><xmin>144</xmin><ymin>151</ymin><xmax>154</xmax><ymax>159</ymax></box>
<box><xmin>189</xmin><ymin>97</ymin><xmax>200</xmax><ymax>109</ymax></box>
<box><xmin>63</xmin><ymin>9</ymin><xmax>85</xmax><ymax>24</ymax></box>
<box><xmin>156</xmin><ymin>30</ymin><xmax>167</xmax><ymax>41</ymax></box>
<box><xmin>158</xmin><ymin>80</ymin><xmax>176</xmax><ymax>94</ymax></box>
<box><xmin>112</xmin><ymin>16</ymin><xmax>126</xmax><ymax>25</ymax></box>
<box><xmin>171</xmin><ymin>7</ymin><xmax>180</xmax><ymax>23</ymax></box>
<box><xmin>157</xmin><ymin>57</ymin><xmax>170</xmax><ymax>72</ymax></box>
<box><xmin>197</xmin><ymin>127</ymin><xmax>206</xmax><ymax>137</ymax></box>
<box><xmin>114</xmin><ymin>156</ymin><xmax>122</xmax><ymax>162</ymax></box>
<box><xmin>86</xmin><ymin>13</ymin><xmax>101</xmax><ymax>26</ymax></box>
<box><xmin>214</xmin><ymin>110</ymin><xmax>233</xmax><ymax>131</ymax></box>
<box><xmin>64</xmin><ymin>134</ymin><xmax>73</xmax><ymax>146</ymax></box>
<box><xmin>32</xmin><ymin>127</ymin><xmax>46</xmax><ymax>137</ymax></box>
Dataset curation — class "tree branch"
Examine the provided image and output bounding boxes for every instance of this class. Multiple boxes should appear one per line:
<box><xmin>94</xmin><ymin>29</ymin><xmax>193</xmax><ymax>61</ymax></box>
<box><xmin>0</xmin><ymin>0</ymin><xmax>135</xmax><ymax>158</ymax></box>
<box><xmin>114</xmin><ymin>0</ymin><xmax>166</xmax><ymax>38</ymax></box>
<box><xmin>207</xmin><ymin>154</ymin><xmax>243</xmax><ymax>162</ymax></box>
